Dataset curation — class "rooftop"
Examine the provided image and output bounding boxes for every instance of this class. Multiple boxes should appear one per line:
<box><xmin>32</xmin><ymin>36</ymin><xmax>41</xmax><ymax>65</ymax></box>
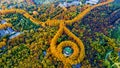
<box><xmin>1</xmin><ymin>20</ymin><xmax>6</xmax><ymax>24</ymax></box>
<box><xmin>85</xmin><ymin>0</ymin><xmax>99</xmax><ymax>5</ymax></box>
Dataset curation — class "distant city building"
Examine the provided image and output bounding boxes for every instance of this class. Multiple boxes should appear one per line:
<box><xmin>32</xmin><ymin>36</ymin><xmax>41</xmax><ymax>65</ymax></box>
<box><xmin>0</xmin><ymin>0</ymin><xmax>24</xmax><ymax>4</ymax></box>
<box><xmin>85</xmin><ymin>0</ymin><xmax>99</xmax><ymax>5</ymax></box>
<box><xmin>43</xmin><ymin>0</ymin><xmax>54</xmax><ymax>4</ymax></box>
<box><xmin>33</xmin><ymin>0</ymin><xmax>81</xmax><ymax>5</ymax></box>
<box><xmin>33</xmin><ymin>0</ymin><xmax>55</xmax><ymax>5</ymax></box>
<box><xmin>59</xmin><ymin>0</ymin><xmax>82</xmax><ymax>7</ymax></box>
<box><xmin>70</xmin><ymin>1</ymin><xmax>82</xmax><ymax>6</ymax></box>
<box><xmin>9</xmin><ymin>0</ymin><xmax>24</xmax><ymax>3</ymax></box>
<box><xmin>59</xmin><ymin>0</ymin><xmax>65</xmax><ymax>3</ymax></box>
<box><xmin>33</xmin><ymin>0</ymin><xmax>45</xmax><ymax>5</ymax></box>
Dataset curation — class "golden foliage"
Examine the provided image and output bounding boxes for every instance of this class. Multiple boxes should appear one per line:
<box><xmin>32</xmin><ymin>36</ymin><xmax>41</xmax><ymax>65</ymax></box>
<box><xmin>50</xmin><ymin>22</ymin><xmax>85</xmax><ymax>67</ymax></box>
<box><xmin>0</xmin><ymin>23</ymin><xmax>12</xmax><ymax>30</ymax></box>
<box><xmin>0</xmin><ymin>0</ymin><xmax>114</xmax><ymax>67</ymax></box>
<box><xmin>0</xmin><ymin>0</ymin><xmax>114</xmax><ymax>27</ymax></box>
<box><xmin>45</xmin><ymin>20</ymin><xmax>64</xmax><ymax>27</ymax></box>
<box><xmin>0</xmin><ymin>40</ymin><xmax>6</xmax><ymax>48</ymax></box>
<box><xmin>62</xmin><ymin>6</ymin><xmax>67</xmax><ymax>11</ymax></box>
<box><xmin>65</xmin><ymin>0</ymin><xmax>114</xmax><ymax>25</ymax></box>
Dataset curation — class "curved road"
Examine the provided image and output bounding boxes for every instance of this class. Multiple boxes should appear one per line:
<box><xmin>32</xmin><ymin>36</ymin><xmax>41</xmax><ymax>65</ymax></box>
<box><xmin>0</xmin><ymin>0</ymin><xmax>114</xmax><ymax>27</ymax></box>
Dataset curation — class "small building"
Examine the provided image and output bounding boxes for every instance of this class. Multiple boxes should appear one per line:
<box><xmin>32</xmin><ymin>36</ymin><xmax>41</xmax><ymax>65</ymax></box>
<box><xmin>70</xmin><ymin>1</ymin><xmax>82</xmax><ymax>6</ymax></box>
<box><xmin>0</xmin><ymin>27</ymin><xmax>15</xmax><ymax>38</ymax></box>
<box><xmin>7</xmin><ymin>27</ymin><xmax>15</xmax><ymax>34</ymax></box>
<box><xmin>63</xmin><ymin>46</ymin><xmax>73</xmax><ymax>57</ymax></box>
<box><xmin>59</xmin><ymin>0</ymin><xmax>65</xmax><ymax>3</ymax></box>
<box><xmin>9</xmin><ymin>32</ymin><xmax>21</xmax><ymax>39</ymax></box>
<box><xmin>59</xmin><ymin>0</ymin><xmax>82</xmax><ymax>7</ymax></box>
<box><xmin>0</xmin><ymin>29</ymin><xmax>11</xmax><ymax>37</ymax></box>
<box><xmin>5</xmin><ymin>30</ymin><xmax>9</xmax><ymax>34</ymax></box>
<box><xmin>85</xmin><ymin>0</ymin><xmax>99</xmax><ymax>5</ymax></box>
<box><xmin>1</xmin><ymin>20</ymin><xmax>7</xmax><ymax>24</ymax></box>
<box><xmin>0</xmin><ymin>27</ymin><xmax>21</xmax><ymax>39</ymax></box>
<box><xmin>0</xmin><ymin>30</ymin><xmax>6</xmax><ymax>37</ymax></box>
